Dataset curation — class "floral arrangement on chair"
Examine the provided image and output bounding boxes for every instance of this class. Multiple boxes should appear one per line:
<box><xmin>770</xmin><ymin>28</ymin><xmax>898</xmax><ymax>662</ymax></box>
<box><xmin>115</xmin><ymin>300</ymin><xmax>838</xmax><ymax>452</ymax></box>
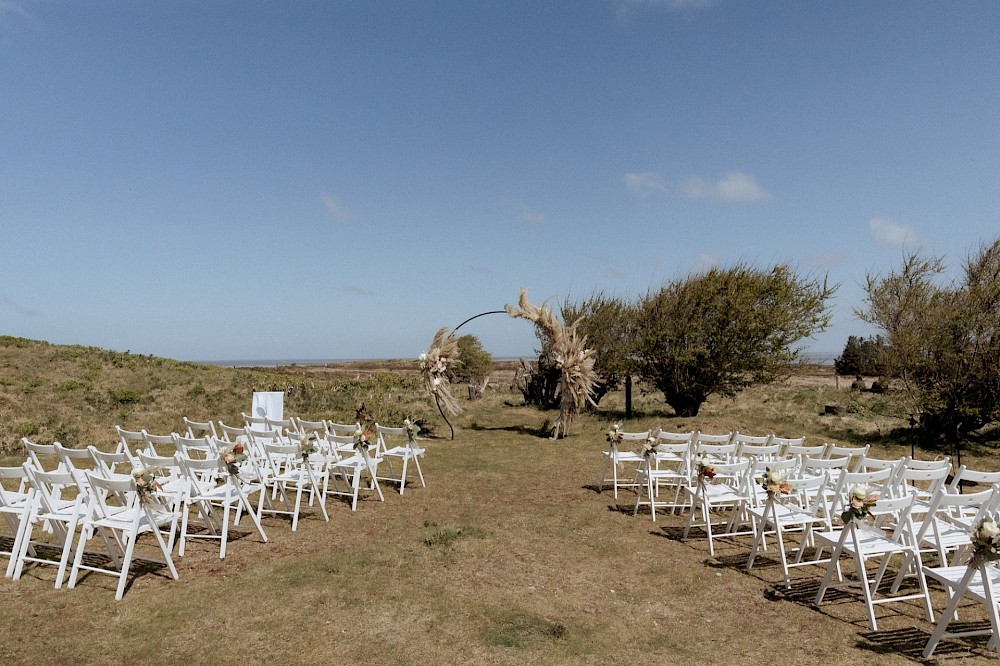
<box><xmin>403</xmin><ymin>418</ymin><xmax>421</xmax><ymax>444</ymax></box>
<box><xmin>298</xmin><ymin>433</ymin><xmax>317</xmax><ymax>461</ymax></box>
<box><xmin>969</xmin><ymin>514</ymin><xmax>1000</xmax><ymax>565</ymax></box>
<box><xmin>759</xmin><ymin>467</ymin><xmax>793</xmax><ymax>499</ymax></box>
<box><xmin>695</xmin><ymin>453</ymin><xmax>716</xmax><ymax>482</ymax></box>
<box><xmin>840</xmin><ymin>485</ymin><xmax>879</xmax><ymax>524</ymax></box>
<box><xmin>606</xmin><ymin>422</ymin><xmax>623</xmax><ymax>446</ymax></box>
<box><xmin>353</xmin><ymin>428</ymin><xmax>374</xmax><ymax>452</ymax></box>
<box><xmin>640</xmin><ymin>429</ymin><xmax>661</xmax><ymax>458</ymax></box>
<box><xmin>221</xmin><ymin>442</ymin><xmax>247</xmax><ymax>477</ymax></box>
<box><xmin>132</xmin><ymin>467</ymin><xmax>164</xmax><ymax>505</ymax></box>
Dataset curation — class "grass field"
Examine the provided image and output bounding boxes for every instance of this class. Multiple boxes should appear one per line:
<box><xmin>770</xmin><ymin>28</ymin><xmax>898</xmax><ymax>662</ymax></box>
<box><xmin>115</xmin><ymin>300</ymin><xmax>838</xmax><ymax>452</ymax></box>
<box><xmin>1</xmin><ymin>337</ymin><xmax>998</xmax><ymax>664</ymax></box>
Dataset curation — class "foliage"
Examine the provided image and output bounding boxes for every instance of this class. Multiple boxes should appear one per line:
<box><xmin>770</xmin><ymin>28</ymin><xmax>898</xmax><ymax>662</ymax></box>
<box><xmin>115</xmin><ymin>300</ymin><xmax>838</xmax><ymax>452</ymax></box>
<box><xmin>512</xmin><ymin>357</ymin><xmax>561</xmax><ymax>409</ymax></box>
<box><xmin>561</xmin><ymin>293</ymin><xmax>638</xmax><ymax>406</ymax></box>
<box><xmin>451</xmin><ymin>335</ymin><xmax>493</xmax><ymax>383</ymax></box>
<box><xmin>859</xmin><ymin>238</ymin><xmax>1000</xmax><ymax>443</ymax></box>
<box><xmin>834</xmin><ymin>335</ymin><xmax>888</xmax><ymax>377</ymax></box>
<box><xmin>634</xmin><ymin>264</ymin><xmax>834</xmax><ymax>417</ymax></box>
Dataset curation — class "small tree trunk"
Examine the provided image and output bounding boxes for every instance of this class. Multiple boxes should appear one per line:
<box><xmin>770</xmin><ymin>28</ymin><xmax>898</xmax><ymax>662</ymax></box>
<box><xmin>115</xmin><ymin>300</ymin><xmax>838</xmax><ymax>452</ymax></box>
<box><xmin>625</xmin><ymin>375</ymin><xmax>633</xmax><ymax>419</ymax></box>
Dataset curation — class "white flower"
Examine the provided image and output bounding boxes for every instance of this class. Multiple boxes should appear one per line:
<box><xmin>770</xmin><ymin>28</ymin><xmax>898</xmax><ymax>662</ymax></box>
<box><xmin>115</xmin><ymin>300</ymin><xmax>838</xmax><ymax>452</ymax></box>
<box><xmin>432</xmin><ymin>377</ymin><xmax>441</xmax><ymax>387</ymax></box>
<box><xmin>982</xmin><ymin>519</ymin><xmax>1000</xmax><ymax>541</ymax></box>
<box><xmin>851</xmin><ymin>485</ymin><xmax>870</xmax><ymax>501</ymax></box>
<box><xmin>418</xmin><ymin>353</ymin><xmax>427</xmax><ymax>361</ymax></box>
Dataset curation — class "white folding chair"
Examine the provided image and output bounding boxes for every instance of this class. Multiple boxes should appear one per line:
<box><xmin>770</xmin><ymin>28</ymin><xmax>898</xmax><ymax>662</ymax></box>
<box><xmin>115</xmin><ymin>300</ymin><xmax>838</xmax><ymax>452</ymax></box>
<box><xmin>259</xmin><ymin>441</ymin><xmax>329</xmax><ymax>530</ymax></box>
<box><xmin>326</xmin><ymin>437</ymin><xmax>385</xmax><ymax>512</ymax></box>
<box><xmin>88</xmin><ymin>446</ymin><xmax>138</xmax><ymax>480</ymax></box>
<box><xmin>1</xmin><ymin>466</ymin><xmax>35</xmax><ymax>578</ymax></box>
<box><xmin>915</xmin><ymin>486</ymin><xmax>996</xmax><ymax>567</ymax></box>
<box><xmin>598</xmin><ymin>428</ymin><xmax>651</xmax><ymax>499</ymax></box>
<box><xmin>633</xmin><ymin>440</ymin><xmax>691</xmax><ymax>521</ymax></box>
<box><xmin>682</xmin><ymin>458</ymin><xmax>752</xmax><ymax>556</ymax></box>
<box><xmin>375</xmin><ymin>423</ymin><xmax>426</xmax><ymax>495</ymax></box>
<box><xmin>733</xmin><ymin>432</ymin><xmax>779</xmax><ymax>462</ymax></box>
<box><xmin>11</xmin><ymin>465</ymin><xmax>88</xmax><ymax>589</ymax></box>
<box><xmin>747</xmin><ymin>473</ymin><xmax>831</xmax><ymax>589</ymax></box>
<box><xmin>68</xmin><ymin>472</ymin><xmax>180</xmax><ymax>600</ymax></box>
<box><xmin>824</xmin><ymin>443</ymin><xmax>870</xmax><ymax>471</ymax></box>
<box><xmin>175</xmin><ymin>453</ymin><xmax>268</xmax><ymax>559</ymax></box>
<box><xmin>141</xmin><ymin>431</ymin><xmax>178</xmax><ymax>457</ymax></box>
<box><xmin>115</xmin><ymin>426</ymin><xmax>147</xmax><ymax>455</ymax></box>
<box><xmin>21</xmin><ymin>438</ymin><xmax>60</xmax><ymax>471</ymax></box>
<box><xmin>814</xmin><ymin>492</ymin><xmax>933</xmax><ymax>631</ymax></box>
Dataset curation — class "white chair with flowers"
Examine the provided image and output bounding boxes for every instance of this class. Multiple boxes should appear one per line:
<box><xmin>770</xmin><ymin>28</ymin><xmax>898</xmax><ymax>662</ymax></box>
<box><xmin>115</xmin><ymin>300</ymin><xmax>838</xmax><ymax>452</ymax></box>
<box><xmin>67</xmin><ymin>470</ymin><xmax>180</xmax><ymax>600</ymax></box>
<box><xmin>375</xmin><ymin>420</ymin><xmax>426</xmax><ymax>495</ymax></box>
<box><xmin>175</xmin><ymin>449</ymin><xmax>268</xmax><ymax>559</ymax></box>
<box><xmin>922</xmin><ymin>499</ymin><xmax>1000</xmax><ymax>661</ymax></box>
<box><xmin>326</xmin><ymin>428</ymin><xmax>384</xmax><ymax>512</ymax></box>
<box><xmin>598</xmin><ymin>424</ymin><xmax>651</xmax><ymax>500</ymax></box>
<box><xmin>682</xmin><ymin>457</ymin><xmax>752</xmax><ymax>557</ymax></box>
<box><xmin>632</xmin><ymin>432</ymin><xmax>692</xmax><ymax>521</ymax></box>
<box><xmin>747</xmin><ymin>472</ymin><xmax>832</xmax><ymax>589</ymax></box>
<box><xmin>813</xmin><ymin>484</ymin><xmax>933</xmax><ymax>631</ymax></box>
<box><xmin>259</xmin><ymin>434</ymin><xmax>329</xmax><ymax>530</ymax></box>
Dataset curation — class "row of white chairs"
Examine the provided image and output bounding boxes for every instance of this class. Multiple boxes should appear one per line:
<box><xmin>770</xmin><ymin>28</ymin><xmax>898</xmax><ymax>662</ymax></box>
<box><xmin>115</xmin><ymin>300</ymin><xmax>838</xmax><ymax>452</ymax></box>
<box><xmin>1</xmin><ymin>418</ymin><xmax>428</xmax><ymax>600</ymax></box>
<box><xmin>604</xmin><ymin>429</ymin><xmax>1000</xmax><ymax>658</ymax></box>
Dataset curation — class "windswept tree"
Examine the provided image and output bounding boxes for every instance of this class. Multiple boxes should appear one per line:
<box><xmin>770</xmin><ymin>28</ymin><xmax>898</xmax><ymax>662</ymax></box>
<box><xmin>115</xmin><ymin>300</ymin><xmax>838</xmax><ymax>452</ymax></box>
<box><xmin>860</xmin><ymin>238</ymin><xmax>1000</xmax><ymax>443</ymax></box>
<box><xmin>561</xmin><ymin>293</ymin><xmax>638</xmax><ymax>407</ymax></box>
<box><xmin>635</xmin><ymin>264</ymin><xmax>834</xmax><ymax>417</ymax></box>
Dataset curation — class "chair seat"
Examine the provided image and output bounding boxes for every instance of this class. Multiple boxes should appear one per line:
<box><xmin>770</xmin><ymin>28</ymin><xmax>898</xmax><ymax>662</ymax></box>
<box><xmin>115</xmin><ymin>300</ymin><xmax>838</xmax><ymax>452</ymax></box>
<box><xmin>814</xmin><ymin>525</ymin><xmax>911</xmax><ymax>557</ymax></box>
<box><xmin>603</xmin><ymin>450</ymin><xmax>642</xmax><ymax>463</ymax></box>
<box><xmin>748</xmin><ymin>503</ymin><xmax>827</xmax><ymax>527</ymax></box>
<box><xmin>924</xmin><ymin>564</ymin><xmax>1000</xmax><ymax>604</ymax></box>
<box><xmin>383</xmin><ymin>445</ymin><xmax>425</xmax><ymax>458</ymax></box>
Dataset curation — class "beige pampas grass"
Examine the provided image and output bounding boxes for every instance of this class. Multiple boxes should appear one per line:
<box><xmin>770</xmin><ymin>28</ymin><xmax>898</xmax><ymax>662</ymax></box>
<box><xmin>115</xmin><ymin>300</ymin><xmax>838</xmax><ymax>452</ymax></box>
<box><xmin>420</xmin><ymin>327</ymin><xmax>462</xmax><ymax>416</ymax></box>
<box><xmin>506</xmin><ymin>289</ymin><xmax>597</xmax><ymax>438</ymax></box>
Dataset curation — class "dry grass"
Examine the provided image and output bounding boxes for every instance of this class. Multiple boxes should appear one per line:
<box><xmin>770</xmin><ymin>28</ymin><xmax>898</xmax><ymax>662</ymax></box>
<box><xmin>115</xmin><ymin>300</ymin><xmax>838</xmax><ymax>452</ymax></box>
<box><xmin>2</xmin><ymin>340</ymin><xmax>999</xmax><ymax>664</ymax></box>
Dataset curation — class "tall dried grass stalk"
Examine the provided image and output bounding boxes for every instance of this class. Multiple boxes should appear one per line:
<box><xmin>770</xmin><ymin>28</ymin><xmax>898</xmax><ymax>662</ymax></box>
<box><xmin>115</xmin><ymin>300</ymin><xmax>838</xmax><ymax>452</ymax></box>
<box><xmin>505</xmin><ymin>289</ymin><xmax>597</xmax><ymax>437</ymax></box>
<box><xmin>420</xmin><ymin>327</ymin><xmax>462</xmax><ymax>416</ymax></box>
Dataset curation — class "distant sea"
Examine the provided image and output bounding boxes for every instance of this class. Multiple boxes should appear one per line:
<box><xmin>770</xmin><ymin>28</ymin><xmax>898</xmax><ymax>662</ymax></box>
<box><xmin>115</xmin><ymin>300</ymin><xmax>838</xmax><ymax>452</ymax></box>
<box><xmin>202</xmin><ymin>353</ymin><xmax>837</xmax><ymax>368</ymax></box>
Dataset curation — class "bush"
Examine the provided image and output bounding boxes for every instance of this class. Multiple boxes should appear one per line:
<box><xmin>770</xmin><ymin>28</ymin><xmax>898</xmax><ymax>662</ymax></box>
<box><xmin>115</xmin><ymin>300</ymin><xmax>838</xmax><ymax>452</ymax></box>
<box><xmin>834</xmin><ymin>335</ymin><xmax>888</xmax><ymax>376</ymax></box>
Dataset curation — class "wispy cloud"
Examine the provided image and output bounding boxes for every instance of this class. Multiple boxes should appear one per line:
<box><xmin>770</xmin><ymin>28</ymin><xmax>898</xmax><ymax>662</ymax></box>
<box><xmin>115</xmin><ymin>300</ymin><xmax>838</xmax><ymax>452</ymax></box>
<box><xmin>0</xmin><ymin>1</ymin><xmax>29</xmax><ymax>19</ymax></box>
<box><xmin>501</xmin><ymin>198</ymin><xmax>545</xmax><ymax>224</ymax></box>
<box><xmin>519</xmin><ymin>209</ymin><xmax>545</xmax><ymax>225</ymax></box>
<box><xmin>869</xmin><ymin>217</ymin><xmax>920</xmax><ymax>247</ymax></box>
<box><xmin>680</xmin><ymin>171</ymin><xmax>772</xmax><ymax>202</ymax></box>
<box><xmin>321</xmin><ymin>194</ymin><xmax>353</xmax><ymax>221</ymax></box>
<box><xmin>624</xmin><ymin>172</ymin><xmax>668</xmax><ymax>194</ymax></box>
<box><xmin>617</xmin><ymin>0</ymin><xmax>714</xmax><ymax>21</ymax></box>
<box><xmin>1</xmin><ymin>293</ymin><xmax>40</xmax><ymax>317</ymax></box>
<box><xmin>342</xmin><ymin>285</ymin><xmax>371</xmax><ymax>297</ymax></box>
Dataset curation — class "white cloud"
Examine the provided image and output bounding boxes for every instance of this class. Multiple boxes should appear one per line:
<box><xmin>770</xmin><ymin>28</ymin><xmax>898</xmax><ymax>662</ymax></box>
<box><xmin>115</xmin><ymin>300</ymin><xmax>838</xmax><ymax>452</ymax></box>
<box><xmin>680</xmin><ymin>171</ymin><xmax>772</xmax><ymax>202</ymax></box>
<box><xmin>321</xmin><ymin>194</ymin><xmax>353</xmax><ymax>221</ymax></box>
<box><xmin>617</xmin><ymin>0</ymin><xmax>714</xmax><ymax>20</ymax></box>
<box><xmin>625</xmin><ymin>172</ymin><xmax>668</xmax><ymax>194</ymax></box>
<box><xmin>0</xmin><ymin>1</ymin><xmax>28</xmax><ymax>18</ymax></box>
<box><xmin>519</xmin><ymin>209</ymin><xmax>545</xmax><ymax>225</ymax></box>
<box><xmin>1</xmin><ymin>293</ymin><xmax>40</xmax><ymax>317</ymax></box>
<box><xmin>869</xmin><ymin>217</ymin><xmax>919</xmax><ymax>246</ymax></box>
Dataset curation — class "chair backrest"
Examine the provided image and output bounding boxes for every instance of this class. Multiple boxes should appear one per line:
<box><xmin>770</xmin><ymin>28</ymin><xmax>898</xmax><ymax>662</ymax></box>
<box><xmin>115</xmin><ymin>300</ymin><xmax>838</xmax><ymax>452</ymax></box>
<box><xmin>328</xmin><ymin>421</ymin><xmax>361</xmax><ymax>436</ymax></box>
<box><xmin>87</xmin><ymin>445</ymin><xmax>136</xmax><ymax>479</ymax></box>
<box><xmin>782</xmin><ymin>442</ymin><xmax>827</xmax><ymax>459</ymax></box>
<box><xmin>618</xmin><ymin>430</ymin><xmax>651</xmax><ymax>442</ymax></box>
<box><xmin>652</xmin><ymin>430</ymin><xmax>695</xmax><ymax>446</ymax></box>
<box><xmin>692</xmin><ymin>431</ymin><xmax>734</xmax><ymax>446</ymax></box>
<box><xmin>21</xmin><ymin>438</ymin><xmax>59</xmax><ymax>471</ymax></box>
<box><xmin>904</xmin><ymin>457</ymin><xmax>951</xmax><ymax>471</ymax></box>
<box><xmin>769</xmin><ymin>435</ymin><xmax>806</xmax><ymax>451</ymax></box>
<box><xmin>800</xmin><ymin>455</ymin><xmax>851</xmax><ymax>477</ymax></box>
<box><xmin>915</xmin><ymin>486</ymin><xmax>996</xmax><ymax>543</ymax></box>
<box><xmin>948</xmin><ymin>465</ymin><xmax>1000</xmax><ymax>492</ymax></box>
<box><xmin>736</xmin><ymin>441</ymin><xmax>782</xmax><ymax>461</ymax></box>
<box><xmin>266</xmin><ymin>417</ymin><xmax>297</xmax><ymax>434</ymax></box>
<box><xmin>23</xmin><ymin>464</ymin><xmax>80</xmax><ymax>514</ymax></box>
<box><xmin>242</xmin><ymin>412</ymin><xmax>269</xmax><ymax>430</ymax></box>
<box><xmin>827</xmin><ymin>467</ymin><xmax>895</xmax><ymax>518</ymax></box>
<box><xmin>183</xmin><ymin>417</ymin><xmax>218</xmax><ymax>440</ymax></box>
<box><xmin>53</xmin><ymin>442</ymin><xmax>95</xmax><ymax>472</ymax></box>
<box><xmin>115</xmin><ymin>426</ymin><xmax>146</xmax><ymax>454</ymax></box>
<box><xmin>693</xmin><ymin>438</ymin><xmax>739</xmax><ymax>462</ymax></box>
<box><xmin>142</xmin><ymin>431</ymin><xmax>177</xmax><ymax>456</ymax></box>
<box><xmin>897</xmin><ymin>462</ymin><xmax>952</xmax><ymax>497</ymax></box>
<box><xmin>732</xmin><ymin>431</ymin><xmax>771</xmax><ymax>447</ymax></box>
<box><xmin>172</xmin><ymin>433</ymin><xmax>216</xmax><ymax>458</ymax></box>
<box><xmin>0</xmin><ymin>465</ymin><xmax>31</xmax><ymax>510</ymax></box>
<box><xmin>824</xmin><ymin>443</ymin><xmax>870</xmax><ymax>471</ymax></box>
<box><xmin>293</xmin><ymin>418</ymin><xmax>330</xmax><ymax>437</ymax></box>
<box><xmin>216</xmin><ymin>421</ymin><xmax>248</xmax><ymax>443</ymax></box>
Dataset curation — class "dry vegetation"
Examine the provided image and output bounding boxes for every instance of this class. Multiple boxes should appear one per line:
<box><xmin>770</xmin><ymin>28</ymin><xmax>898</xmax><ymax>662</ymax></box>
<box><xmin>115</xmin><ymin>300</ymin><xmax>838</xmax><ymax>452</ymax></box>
<box><xmin>1</xmin><ymin>337</ymin><xmax>999</xmax><ymax>664</ymax></box>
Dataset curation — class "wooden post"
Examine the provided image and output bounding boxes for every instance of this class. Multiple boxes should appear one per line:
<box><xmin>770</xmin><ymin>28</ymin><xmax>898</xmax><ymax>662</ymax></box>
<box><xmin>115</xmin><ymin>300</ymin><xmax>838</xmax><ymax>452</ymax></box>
<box><xmin>625</xmin><ymin>375</ymin><xmax>633</xmax><ymax>419</ymax></box>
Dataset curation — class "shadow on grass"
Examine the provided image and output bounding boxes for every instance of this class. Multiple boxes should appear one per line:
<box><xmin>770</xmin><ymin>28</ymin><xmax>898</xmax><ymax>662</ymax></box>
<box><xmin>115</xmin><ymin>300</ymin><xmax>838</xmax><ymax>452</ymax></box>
<box><xmin>467</xmin><ymin>422</ymin><xmax>550</xmax><ymax>438</ymax></box>
<box><xmin>855</xmin><ymin>624</ymin><xmax>988</xmax><ymax>661</ymax></box>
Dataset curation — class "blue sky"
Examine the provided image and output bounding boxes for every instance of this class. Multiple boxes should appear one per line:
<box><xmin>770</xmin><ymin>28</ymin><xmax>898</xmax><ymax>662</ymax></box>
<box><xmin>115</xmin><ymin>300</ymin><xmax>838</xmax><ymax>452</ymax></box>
<box><xmin>2</xmin><ymin>1</ymin><xmax>998</xmax><ymax>362</ymax></box>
